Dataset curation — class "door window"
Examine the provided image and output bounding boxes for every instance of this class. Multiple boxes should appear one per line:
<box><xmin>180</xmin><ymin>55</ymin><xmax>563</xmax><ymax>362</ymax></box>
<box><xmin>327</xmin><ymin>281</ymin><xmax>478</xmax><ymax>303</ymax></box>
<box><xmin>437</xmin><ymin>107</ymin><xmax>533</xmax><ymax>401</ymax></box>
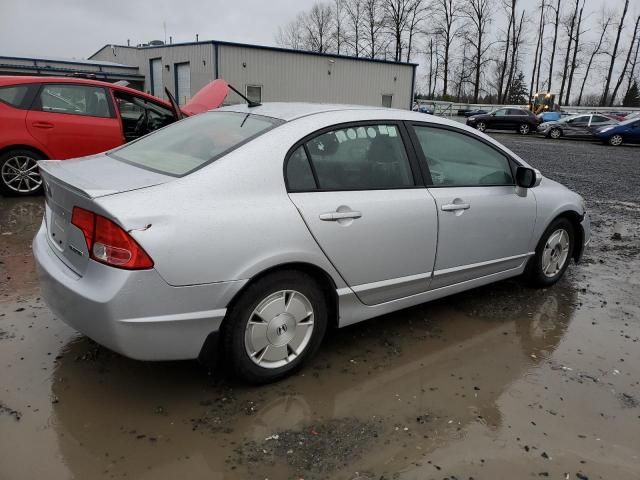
<box><xmin>39</xmin><ymin>84</ymin><xmax>111</xmax><ymax>117</ymax></box>
<box><xmin>286</xmin><ymin>146</ymin><xmax>317</xmax><ymax>191</ymax></box>
<box><xmin>412</xmin><ymin>126</ymin><xmax>514</xmax><ymax>187</ymax></box>
<box><xmin>590</xmin><ymin>115</ymin><xmax>610</xmax><ymax>124</ymax></box>
<box><xmin>493</xmin><ymin>109</ymin><xmax>508</xmax><ymax>117</ymax></box>
<box><xmin>289</xmin><ymin>124</ymin><xmax>415</xmax><ymax>191</ymax></box>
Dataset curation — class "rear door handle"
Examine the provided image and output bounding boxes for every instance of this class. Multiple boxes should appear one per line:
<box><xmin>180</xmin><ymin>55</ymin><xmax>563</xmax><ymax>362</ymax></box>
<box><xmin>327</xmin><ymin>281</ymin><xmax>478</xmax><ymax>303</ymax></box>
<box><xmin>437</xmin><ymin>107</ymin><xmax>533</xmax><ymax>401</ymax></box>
<box><xmin>441</xmin><ymin>203</ymin><xmax>470</xmax><ymax>211</ymax></box>
<box><xmin>319</xmin><ymin>211</ymin><xmax>362</xmax><ymax>221</ymax></box>
<box><xmin>32</xmin><ymin>122</ymin><xmax>54</xmax><ymax>129</ymax></box>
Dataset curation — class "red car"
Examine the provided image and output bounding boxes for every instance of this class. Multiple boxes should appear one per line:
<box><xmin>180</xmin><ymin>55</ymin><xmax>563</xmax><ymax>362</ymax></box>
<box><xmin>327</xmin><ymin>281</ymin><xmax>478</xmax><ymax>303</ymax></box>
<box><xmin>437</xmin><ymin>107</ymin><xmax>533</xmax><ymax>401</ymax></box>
<box><xmin>0</xmin><ymin>76</ymin><xmax>228</xmax><ymax>195</ymax></box>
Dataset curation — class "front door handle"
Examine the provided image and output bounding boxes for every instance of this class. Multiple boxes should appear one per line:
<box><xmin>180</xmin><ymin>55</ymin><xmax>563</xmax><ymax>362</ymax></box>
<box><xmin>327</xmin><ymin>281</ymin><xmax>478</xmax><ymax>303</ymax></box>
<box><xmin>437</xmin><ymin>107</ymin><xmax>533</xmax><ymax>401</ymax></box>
<box><xmin>319</xmin><ymin>210</ymin><xmax>362</xmax><ymax>221</ymax></box>
<box><xmin>441</xmin><ymin>203</ymin><xmax>470</xmax><ymax>211</ymax></box>
<box><xmin>31</xmin><ymin>121</ymin><xmax>54</xmax><ymax>129</ymax></box>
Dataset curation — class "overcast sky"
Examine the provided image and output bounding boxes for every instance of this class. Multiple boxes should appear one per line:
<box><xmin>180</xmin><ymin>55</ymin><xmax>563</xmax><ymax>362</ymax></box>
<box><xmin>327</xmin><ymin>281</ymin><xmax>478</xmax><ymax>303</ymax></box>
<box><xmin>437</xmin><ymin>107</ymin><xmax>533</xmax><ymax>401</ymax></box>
<box><xmin>1</xmin><ymin>0</ymin><xmax>637</xmax><ymax>98</ymax></box>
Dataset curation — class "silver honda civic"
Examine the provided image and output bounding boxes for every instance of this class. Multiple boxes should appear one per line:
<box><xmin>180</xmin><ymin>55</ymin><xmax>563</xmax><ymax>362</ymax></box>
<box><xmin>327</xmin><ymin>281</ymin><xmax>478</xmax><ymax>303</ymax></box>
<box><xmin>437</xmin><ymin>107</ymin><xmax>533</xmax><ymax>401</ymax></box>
<box><xmin>33</xmin><ymin>103</ymin><xmax>590</xmax><ymax>383</ymax></box>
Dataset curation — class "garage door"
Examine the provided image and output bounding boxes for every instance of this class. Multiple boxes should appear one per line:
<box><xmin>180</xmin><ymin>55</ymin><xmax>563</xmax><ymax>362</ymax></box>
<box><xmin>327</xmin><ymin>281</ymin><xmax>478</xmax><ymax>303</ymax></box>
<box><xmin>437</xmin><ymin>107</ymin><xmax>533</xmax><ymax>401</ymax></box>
<box><xmin>150</xmin><ymin>58</ymin><xmax>163</xmax><ymax>97</ymax></box>
<box><xmin>176</xmin><ymin>63</ymin><xmax>191</xmax><ymax>105</ymax></box>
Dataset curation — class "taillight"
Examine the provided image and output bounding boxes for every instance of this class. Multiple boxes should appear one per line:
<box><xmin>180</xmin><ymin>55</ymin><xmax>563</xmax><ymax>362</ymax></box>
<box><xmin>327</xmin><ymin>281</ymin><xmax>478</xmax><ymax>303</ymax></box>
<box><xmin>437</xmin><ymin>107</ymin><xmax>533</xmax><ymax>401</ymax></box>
<box><xmin>71</xmin><ymin>207</ymin><xmax>153</xmax><ymax>270</ymax></box>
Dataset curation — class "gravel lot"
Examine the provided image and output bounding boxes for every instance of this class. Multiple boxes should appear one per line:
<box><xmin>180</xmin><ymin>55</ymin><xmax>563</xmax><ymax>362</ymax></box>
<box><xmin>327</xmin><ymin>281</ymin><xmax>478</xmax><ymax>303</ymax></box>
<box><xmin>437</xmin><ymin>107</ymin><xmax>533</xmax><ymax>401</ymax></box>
<box><xmin>0</xmin><ymin>134</ymin><xmax>639</xmax><ymax>480</ymax></box>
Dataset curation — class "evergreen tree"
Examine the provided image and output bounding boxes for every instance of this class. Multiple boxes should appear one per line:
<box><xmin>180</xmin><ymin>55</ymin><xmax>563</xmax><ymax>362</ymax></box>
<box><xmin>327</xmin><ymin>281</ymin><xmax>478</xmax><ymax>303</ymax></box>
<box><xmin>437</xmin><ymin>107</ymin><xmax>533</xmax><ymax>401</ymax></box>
<box><xmin>508</xmin><ymin>71</ymin><xmax>529</xmax><ymax>105</ymax></box>
<box><xmin>622</xmin><ymin>80</ymin><xmax>640</xmax><ymax>107</ymax></box>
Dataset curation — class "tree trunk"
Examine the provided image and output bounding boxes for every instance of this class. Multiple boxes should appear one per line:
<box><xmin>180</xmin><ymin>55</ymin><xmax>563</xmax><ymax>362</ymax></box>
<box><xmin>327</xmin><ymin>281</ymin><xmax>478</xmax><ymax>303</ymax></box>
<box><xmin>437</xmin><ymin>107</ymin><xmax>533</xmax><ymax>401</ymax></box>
<box><xmin>547</xmin><ymin>0</ymin><xmax>561</xmax><ymax>91</ymax></box>
<box><xmin>497</xmin><ymin>1</ymin><xmax>514</xmax><ymax>103</ymax></box>
<box><xmin>559</xmin><ymin>0</ymin><xmax>579</xmax><ymax>106</ymax></box>
<box><xmin>505</xmin><ymin>9</ymin><xmax>524</xmax><ymax>103</ymax></box>
<box><xmin>428</xmin><ymin>38</ymin><xmax>434</xmax><ymax>97</ymax></box>
<box><xmin>601</xmin><ymin>0</ymin><xmax>629</xmax><ymax>106</ymax></box>
<box><xmin>564</xmin><ymin>1</ymin><xmax>584</xmax><ymax>106</ymax></box>
<box><xmin>529</xmin><ymin>1</ymin><xmax>545</xmax><ymax>103</ymax></box>
<box><xmin>577</xmin><ymin>16</ymin><xmax>609</xmax><ymax>106</ymax></box>
<box><xmin>610</xmin><ymin>14</ymin><xmax>640</xmax><ymax>106</ymax></box>
<box><xmin>535</xmin><ymin>6</ymin><xmax>546</xmax><ymax>92</ymax></box>
<box><xmin>626</xmin><ymin>37</ymin><xmax>640</xmax><ymax>95</ymax></box>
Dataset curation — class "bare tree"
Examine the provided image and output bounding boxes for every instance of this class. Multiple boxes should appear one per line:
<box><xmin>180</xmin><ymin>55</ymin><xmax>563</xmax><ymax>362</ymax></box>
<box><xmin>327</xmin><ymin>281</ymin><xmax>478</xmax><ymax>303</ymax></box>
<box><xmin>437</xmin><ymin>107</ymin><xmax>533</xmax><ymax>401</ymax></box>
<box><xmin>600</xmin><ymin>0</ymin><xmax>629</xmax><ymax>106</ymax></box>
<box><xmin>363</xmin><ymin>0</ymin><xmax>387</xmax><ymax>58</ymax></box>
<box><xmin>432</xmin><ymin>0</ymin><xmax>462</xmax><ymax>97</ymax></box>
<box><xmin>546</xmin><ymin>0</ymin><xmax>561</xmax><ymax>91</ymax></box>
<box><xmin>558</xmin><ymin>0</ymin><xmax>580</xmax><ymax>105</ymax></box>
<box><xmin>564</xmin><ymin>0</ymin><xmax>585</xmax><ymax>106</ymax></box>
<box><xmin>406</xmin><ymin>0</ymin><xmax>426</xmax><ymax>62</ymax></box>
<box><xmin>463</xmin><ymin>0</ymin><xmax>493</xmax><ymax>102</ymax></box>
<box><xmin>529</xmin><ymin>0</ymin><xmax>546</xmax><ymax>101</ymax></box>
<box><xmin>534</xmin><ymin>2</ymin><xmax>547</xmax><ymax>93</ymax></box>
<box><xmin>333</xmin><ymin>0</ymin><xmax>346</xmax><ymax>54</ymax></box>
<box><xmin>626</xmin><ymin>36</ymin><xmax>640</xmax><ymax>96</ymax></box>
<box><xmin>275</xmin><ymin>14</ymin><xmax>306</xmax><ymax>49</ymax></box>
<box><xmin>382</xmin><ymin>0</ymin><xmax>414</xmax><ymax>62</ymax></box>
<box><xmin>577</xmin><ymin>10</ymin><xmax>611</xmax><ymax>106</ymax></box>
<box><xmin>496</xmin><ymin>0</ymin><xmax>514</xmax><ymax>102</ymax></box>
<box><xmin>344</xmin><ymin>0</ymin><xmax>364</xmax><ymax>56</ymax></box>
<box><xmin>503</xmin><ymin>8</ymin><xmax>524</xmax><ymax>103</ymax></box>
<box><xmin>610</xmin><ymin>14</ymin><xmax>640</xmax><ymax>105</ymax></box>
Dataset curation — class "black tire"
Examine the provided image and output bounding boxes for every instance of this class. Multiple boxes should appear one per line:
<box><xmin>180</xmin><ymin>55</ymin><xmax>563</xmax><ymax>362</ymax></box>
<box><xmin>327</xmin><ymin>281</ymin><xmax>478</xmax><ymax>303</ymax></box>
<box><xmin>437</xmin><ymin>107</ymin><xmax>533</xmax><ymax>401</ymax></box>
<box><xmin>525</xmin><ymin>217</ymin><xmax>575</xmax><ymax>288</ymax></box>
<box><xmin>518</xmin><ymin>123</ymin><xmax>531</xmax><ymax>135</ymax></box>
<box><xmin>549</xmin><ymin>127</ymin><xmax>562</xmax><ymax>139</ymax></box>
<box><xmin>221</xmin><ymin>270</ymin><xmax>328</xmax><ymax>384</ymax></box>
<box><xmin>0</xmin><ymin>149</ymin><xmax>45</xmax><ymax>196</ymax></box>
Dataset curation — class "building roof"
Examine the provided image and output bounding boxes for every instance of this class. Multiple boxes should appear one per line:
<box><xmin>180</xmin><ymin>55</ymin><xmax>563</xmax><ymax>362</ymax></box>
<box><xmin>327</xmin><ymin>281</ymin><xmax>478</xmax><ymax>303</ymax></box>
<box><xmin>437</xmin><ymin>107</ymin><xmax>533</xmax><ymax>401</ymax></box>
<box><xmin>0</xmin><ymin>55</ymin><xmax>138</xmax><ymax>69</ymax></box>
<box><xmin>89</xmin><ymin>40</ymin><xmax>418</xmax><ymax>68</ymax></box>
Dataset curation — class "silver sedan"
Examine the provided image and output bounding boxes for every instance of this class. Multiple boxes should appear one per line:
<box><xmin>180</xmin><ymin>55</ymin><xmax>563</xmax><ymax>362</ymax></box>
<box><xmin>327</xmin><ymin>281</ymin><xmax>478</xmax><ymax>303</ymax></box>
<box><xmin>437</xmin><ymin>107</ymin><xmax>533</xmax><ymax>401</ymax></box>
<box><xmin>33</xmin><ymin>103</ymin><xmax>590</xmax><ymax>383</ymax></box>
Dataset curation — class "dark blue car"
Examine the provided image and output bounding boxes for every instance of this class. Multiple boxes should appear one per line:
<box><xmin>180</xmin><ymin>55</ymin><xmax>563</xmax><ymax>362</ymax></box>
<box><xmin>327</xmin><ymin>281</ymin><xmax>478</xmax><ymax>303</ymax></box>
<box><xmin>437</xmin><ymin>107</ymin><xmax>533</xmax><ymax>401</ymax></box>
<box><xmin>595</xmin><ymin>117</ymin><xmax>640</xmax><ymax>146</ymax></box>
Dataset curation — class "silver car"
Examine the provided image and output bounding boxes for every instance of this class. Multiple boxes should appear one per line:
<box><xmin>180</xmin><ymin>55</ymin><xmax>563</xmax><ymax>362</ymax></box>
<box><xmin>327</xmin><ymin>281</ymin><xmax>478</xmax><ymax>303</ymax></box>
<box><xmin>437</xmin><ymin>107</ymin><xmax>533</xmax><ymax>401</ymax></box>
<box><xmin>33</xmin><ymin>103</ymin><xmax>590</xmax><ymax>383</ymax></box>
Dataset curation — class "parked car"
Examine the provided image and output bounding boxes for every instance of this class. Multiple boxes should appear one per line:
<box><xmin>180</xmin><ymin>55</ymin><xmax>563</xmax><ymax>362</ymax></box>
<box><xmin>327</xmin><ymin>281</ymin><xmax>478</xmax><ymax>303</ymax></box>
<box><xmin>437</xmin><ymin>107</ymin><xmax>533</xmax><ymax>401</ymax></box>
<box><xmin>466</xmin><ymin>107</ymin><xmax>540</xmax><ymax>134</ymax></box>
<box><xmin>537</xmin><ymin>113</ymin><xmax>618</xmax><ymax>139</ymax></box>
<box><xmin>601</xmin><ymin>112</ymin><xmax>628</xmax><ymax>121</ymax></box>
<box><xmin>0</xmin><ymin>76</ymin><xmax>227</xmax><ymax>196</ymax></box>
<box><xmin>537</xmin><ymin>111</ymin><xmax>561</xmax><ymax>124</ymax></box>
<box><xmin>594</xmin><ymin>117</ymin><xmax>640</xmax><ymax>146</ymax></box>
<box><xmin>458</xmin><ymin>108</ymin><xmax>489</xmax><ymax>117</ymax></box>
<box><xmin>33</xmin><ymin>103</ymin><xmax>589</xmax><ymax>383</ymax></box>
<box><xmin>414</xmin><ymin>103</ymin><xmax>435</xmax><ymax>114</ymax></box>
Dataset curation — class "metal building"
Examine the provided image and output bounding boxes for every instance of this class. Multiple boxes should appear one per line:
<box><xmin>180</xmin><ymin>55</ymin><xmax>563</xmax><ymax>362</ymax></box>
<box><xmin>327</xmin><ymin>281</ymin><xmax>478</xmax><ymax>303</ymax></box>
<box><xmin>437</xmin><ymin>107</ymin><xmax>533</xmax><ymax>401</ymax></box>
<box><xmin>89</xmin><ymin>41</ymin><xmax>417</xmax><ymax>109</ymax></box>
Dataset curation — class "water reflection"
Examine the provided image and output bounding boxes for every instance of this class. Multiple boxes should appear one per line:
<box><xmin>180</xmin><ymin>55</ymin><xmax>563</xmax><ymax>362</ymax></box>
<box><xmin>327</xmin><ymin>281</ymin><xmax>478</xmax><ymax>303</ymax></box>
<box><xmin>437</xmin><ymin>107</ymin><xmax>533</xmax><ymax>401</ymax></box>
<box><xmin>50</xmin><ymin>279</ymin><xmax>577</xmax><ymax>479</ymax></box>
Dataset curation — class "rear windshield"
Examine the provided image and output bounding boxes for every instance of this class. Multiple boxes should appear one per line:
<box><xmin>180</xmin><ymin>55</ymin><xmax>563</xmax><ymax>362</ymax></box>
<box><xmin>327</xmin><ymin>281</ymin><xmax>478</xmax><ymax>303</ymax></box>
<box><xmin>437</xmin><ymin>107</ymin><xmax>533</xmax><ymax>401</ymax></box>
<box><xmin>109</xmin><ymin>111</ymin><xmax>283</xmax><ymax>176</ymax></box>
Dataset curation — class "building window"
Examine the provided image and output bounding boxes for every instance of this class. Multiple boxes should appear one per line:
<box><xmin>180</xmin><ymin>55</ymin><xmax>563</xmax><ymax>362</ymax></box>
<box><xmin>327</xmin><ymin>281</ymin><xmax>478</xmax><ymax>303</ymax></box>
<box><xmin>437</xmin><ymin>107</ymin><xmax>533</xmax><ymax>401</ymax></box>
<box><xmin>246</xmin><ymin>85</ymin><xmax>262</xmax><ymax>104</ymax></box>
<box><xmin>150</xmin><ymin>58</ymin><xmax>163</xmax><ymax>97</ymax></box>
<box><xmin>382</xmin><ymin>94</ymin><xmax>393</xmax><ymax>108</ymax></box>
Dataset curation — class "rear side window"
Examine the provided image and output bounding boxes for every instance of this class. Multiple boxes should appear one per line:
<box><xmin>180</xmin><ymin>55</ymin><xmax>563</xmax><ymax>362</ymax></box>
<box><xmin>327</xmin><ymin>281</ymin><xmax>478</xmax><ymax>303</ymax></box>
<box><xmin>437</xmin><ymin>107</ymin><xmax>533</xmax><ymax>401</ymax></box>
<box><xmin>412</xmin><ymin>126</ymin><xmax>513</xmax><ymax>187</ymax></box>
<box><xmin>109</xmin><ymin>111</ymin><xmax>282</xmax><ymax>177</ymax></box>
<box><xmin>286</xmin><ymin>147</ymin><xmax>316</xmax><ymax>191</ymax></box>
<box><xmin>292</xmin><ymin>124</ymin><xmax>414</xmax><ymax>191</ymax></box>
<box><xmin>0</xmin><ymin>85</ymin><xmax>31</xmax><ymax>108</ymax></box>
<box><xmin>591</xmin><ymin>115</ymin><xmax>610</xmax><ymax>123</ymax></box>
<box><xmin>38</xmin><ymin>84</ymin><xmax>111</xmax><ymax>117</ymax></box>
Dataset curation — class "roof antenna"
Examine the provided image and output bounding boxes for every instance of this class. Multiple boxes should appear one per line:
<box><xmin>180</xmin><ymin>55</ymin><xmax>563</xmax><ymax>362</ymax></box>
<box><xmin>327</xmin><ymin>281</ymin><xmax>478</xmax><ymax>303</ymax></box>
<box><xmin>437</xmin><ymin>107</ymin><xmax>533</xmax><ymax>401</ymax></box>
<box><xmin>227</xmin><ymin>84</ymin><xmax>261</xmax><ymax>107</ymax></box>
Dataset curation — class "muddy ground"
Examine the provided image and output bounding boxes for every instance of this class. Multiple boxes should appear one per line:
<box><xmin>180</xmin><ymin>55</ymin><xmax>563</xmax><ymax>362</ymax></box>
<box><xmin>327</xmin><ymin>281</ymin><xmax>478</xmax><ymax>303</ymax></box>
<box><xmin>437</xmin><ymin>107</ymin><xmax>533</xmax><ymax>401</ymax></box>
<box><xmin>0</xmin><ymin>135</ymin><xmax>638</xmax><ymax>480</ymax></box>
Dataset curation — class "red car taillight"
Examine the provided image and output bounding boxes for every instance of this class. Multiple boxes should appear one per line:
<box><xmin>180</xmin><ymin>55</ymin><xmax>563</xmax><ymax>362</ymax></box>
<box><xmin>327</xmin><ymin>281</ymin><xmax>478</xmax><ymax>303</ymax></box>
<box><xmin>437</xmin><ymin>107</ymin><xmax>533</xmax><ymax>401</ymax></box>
<box><xmin>71</xmin><ymin>207</ymin><xmax>154</xmax><ymax>270</ymax></box>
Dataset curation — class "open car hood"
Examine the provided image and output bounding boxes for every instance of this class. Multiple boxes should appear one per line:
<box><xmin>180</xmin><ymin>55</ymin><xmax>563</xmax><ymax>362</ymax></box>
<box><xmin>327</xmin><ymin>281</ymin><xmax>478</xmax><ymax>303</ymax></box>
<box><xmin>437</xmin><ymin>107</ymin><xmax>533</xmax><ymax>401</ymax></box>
<box><xmin>181</xmin><ymin>79</ymin><xmax>229</xmax><ymax>116</ymax></box>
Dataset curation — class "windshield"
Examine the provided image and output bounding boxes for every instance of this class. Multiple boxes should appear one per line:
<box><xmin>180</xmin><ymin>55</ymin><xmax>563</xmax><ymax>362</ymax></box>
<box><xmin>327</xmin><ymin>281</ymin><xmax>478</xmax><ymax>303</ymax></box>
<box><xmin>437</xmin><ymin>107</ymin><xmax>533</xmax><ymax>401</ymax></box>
<box><xmin>108</xmin><ymin>111</ymin><xmax>283</xmax><ymax>176</ymax></box>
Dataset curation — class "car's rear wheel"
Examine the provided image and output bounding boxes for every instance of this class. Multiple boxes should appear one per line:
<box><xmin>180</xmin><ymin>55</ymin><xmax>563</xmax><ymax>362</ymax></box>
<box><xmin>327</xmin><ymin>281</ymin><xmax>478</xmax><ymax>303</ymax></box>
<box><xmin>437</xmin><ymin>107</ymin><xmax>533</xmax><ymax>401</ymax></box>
<box><xmin>222</xmin><ymin>270</ymin><xmax>328</xmax><ymax>383</ymax></box>
<box><xmin>476</xmin><ymin>121</ymin><xmax>487</xmax><ymax>132</ymax></box>
<box><xmin>549</xmin><ymin>127</ymin><xmax>561</xmax><ymax>139</ymax></box>
<box><xmin>518</xmin><ymin>123</ymin><xmax>531</xmax><ymax>135</ymax></box>
<box><xmin>525</xmin><ymin>217</ymin><xmax>575</xmax><ymax>288</ymax></box>
<box><xmin>0</xmin><ymin>149</ymin><xmax>44</xmax><ymax>196</ymax></box>
<box><xmin>608</xmin><ymin>134</ymin><xmax>623</xmax><ymax>146</ymax></box>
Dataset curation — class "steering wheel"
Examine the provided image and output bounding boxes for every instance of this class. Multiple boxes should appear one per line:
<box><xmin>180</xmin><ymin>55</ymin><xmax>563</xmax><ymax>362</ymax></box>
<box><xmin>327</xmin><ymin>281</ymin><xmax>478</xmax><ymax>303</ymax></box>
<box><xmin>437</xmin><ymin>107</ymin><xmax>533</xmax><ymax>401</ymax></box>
<box><xmin>133</xmin><ymin>109</ymin><xmax>149</xmax><ymax>137</ymax></box>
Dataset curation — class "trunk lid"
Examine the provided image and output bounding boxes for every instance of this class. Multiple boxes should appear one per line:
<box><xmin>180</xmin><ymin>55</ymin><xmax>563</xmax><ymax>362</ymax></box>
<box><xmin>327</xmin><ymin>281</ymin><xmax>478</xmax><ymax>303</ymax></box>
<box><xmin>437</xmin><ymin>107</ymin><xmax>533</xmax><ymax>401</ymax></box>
<box><xmin>181</xmin><ymin>79</ymin><xmax>229</xmax><ymax>116</ymax></box>
<box><xmin>38</xmin><ymin>156</ymin><xmax>172</xmax><ymax>276</ymax></box>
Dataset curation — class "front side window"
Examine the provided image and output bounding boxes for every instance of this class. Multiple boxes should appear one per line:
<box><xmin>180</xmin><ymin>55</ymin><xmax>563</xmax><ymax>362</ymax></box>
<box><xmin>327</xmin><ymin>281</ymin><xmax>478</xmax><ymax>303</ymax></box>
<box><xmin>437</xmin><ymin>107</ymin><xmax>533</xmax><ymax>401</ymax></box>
<box><xmin>493</xmin><ymin>109</ymin><xmax>508</xmax><ymax>117</ymax></box>
<box><xmin>412</xmin><ymin>126</ymin><xmax>514</xmax><ymax>187</ymax></box>
<box><xmin>0</xmin><ymin>85</ymin><xmax>30</xmax><ymax>108</ymax></box>
<box><xmin>109</xmin><ymin>111</ymin><xmax>282</xmax><ymax>176</ymax></box>
<box><xmin>39</xmin><ymin>84</ymin><xmax>111</xmax><ymax>117</ymax></box>
<box><xmin>297</xmin><ymin>124</ymin><xmax>414</xmax><ymax>190</ymax></box>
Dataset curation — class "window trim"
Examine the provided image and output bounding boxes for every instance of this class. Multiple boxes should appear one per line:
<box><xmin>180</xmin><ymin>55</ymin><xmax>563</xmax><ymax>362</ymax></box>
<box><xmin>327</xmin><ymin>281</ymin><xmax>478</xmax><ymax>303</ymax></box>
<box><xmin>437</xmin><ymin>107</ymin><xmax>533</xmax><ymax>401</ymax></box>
<box><xmin>406</xmin><ymin>121</ymin><xmax>518</xmax><ymax>188</ymax></box>
<box><xmin>246</xmin><ymin>84</ymin><xmax>263</xmax><ymax>104</ymax></box>
<box><xmin>32</xmin><ymin>83</ymin><xmax>116</xmax><ymax>118</ymax></box>
<box><xmin>284</xmin><ymin>120</ymin><xmax>424</xmax><ymax>193</ymax></box>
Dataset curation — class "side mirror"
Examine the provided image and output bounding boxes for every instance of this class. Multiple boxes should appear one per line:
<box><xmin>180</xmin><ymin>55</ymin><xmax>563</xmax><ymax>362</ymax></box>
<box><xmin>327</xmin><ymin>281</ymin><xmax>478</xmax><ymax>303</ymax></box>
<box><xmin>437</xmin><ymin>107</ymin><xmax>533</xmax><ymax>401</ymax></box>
<box><xmin>515</xmin><ymin>166</ymin><xmax>541</xmax><ymax>188</ymax></box>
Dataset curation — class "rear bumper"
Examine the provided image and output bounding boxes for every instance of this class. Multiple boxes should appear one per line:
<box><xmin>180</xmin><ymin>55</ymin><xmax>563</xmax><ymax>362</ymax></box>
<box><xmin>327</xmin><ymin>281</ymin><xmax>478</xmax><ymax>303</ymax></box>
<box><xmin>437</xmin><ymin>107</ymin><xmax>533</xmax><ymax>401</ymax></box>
<box><xmin>33</xmin><ymin>224</ymin><xmax>246</xmax><ymax>360</ymax></box>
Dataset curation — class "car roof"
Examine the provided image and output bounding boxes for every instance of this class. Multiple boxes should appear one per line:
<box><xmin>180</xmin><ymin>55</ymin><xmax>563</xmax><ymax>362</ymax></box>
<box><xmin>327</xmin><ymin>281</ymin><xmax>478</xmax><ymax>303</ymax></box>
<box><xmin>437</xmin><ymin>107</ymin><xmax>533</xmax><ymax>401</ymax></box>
<box><xmin>0</xmin><ymin>75</ymin><xmax>172</xmax><ymax>107</ymax></box>
<box><xmin>216</xmin><ymin>102</ymin><xmax>392</xmax><ymax>121</ymax></box>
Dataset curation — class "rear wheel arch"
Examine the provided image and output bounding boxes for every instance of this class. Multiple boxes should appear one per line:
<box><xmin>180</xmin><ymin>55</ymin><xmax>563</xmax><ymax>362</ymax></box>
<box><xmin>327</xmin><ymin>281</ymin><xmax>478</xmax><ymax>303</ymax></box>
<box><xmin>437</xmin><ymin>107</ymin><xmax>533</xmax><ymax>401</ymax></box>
<box><xmin>0</xmin><ymin>144</ymin><xmax>49</xmax><ymax>160</ymax></box>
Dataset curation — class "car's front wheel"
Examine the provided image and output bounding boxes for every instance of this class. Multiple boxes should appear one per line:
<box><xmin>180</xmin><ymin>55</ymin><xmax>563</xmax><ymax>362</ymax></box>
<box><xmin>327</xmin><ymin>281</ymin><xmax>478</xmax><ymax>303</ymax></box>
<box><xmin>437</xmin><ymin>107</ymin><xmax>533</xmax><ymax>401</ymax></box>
<box><xmin>476</xmin><ymin>121</ymin><xmax>487</xmax><ymax>132</ymax></box>
<box><xmin>608</xmin><ymin>134</ymin><xmax>623</xmax><ymax>146</ymax></box>
<box><xmin>525</xmin><ymin>217</ymin><xmax>575</xmax><ymax>287</ymax></box>
<box><xmin>0</xmin><ymin>149</ymin><xmax>45</xmax><ymax>196</ymax></box>
<box><xmin>518</xmin><ymin>123</ymin><xmax>531</xmax><ymax>135</ymax></box>
<box><xmin>549</xmin><ymin>127</ymin><xmax>561</xmax><ymax>139</ymax></box>
<box><xmin>222</xmin><ymin>270</ymin><xmax>328</xmax><ymax>383</ymax></box>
